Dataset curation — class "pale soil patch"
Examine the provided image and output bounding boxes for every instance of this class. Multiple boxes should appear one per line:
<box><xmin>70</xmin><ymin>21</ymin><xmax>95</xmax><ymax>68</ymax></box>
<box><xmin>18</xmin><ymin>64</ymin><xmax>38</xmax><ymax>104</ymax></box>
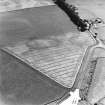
<box><xmin>0</xmin><ymin>0</ymin><xmax>54</xmax><ymax>12</ymax></box>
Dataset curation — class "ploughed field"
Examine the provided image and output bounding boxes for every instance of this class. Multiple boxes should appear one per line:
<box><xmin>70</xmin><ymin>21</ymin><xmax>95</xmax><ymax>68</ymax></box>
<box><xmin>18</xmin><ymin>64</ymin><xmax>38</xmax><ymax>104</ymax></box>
<box><xmin>0</xmin><ymin>5</ymin><xmax>96</xmax><ymax>105</ymax></box>
<box><xmin>1</xmin><ymin>3</ymin><xmax>105</xmax><ymax>105</ymax></box>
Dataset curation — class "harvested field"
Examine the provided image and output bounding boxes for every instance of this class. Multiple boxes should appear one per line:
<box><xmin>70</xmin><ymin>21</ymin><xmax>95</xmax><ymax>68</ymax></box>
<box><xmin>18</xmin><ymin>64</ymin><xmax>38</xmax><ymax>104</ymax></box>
<box><xmin>79</xmin><ymin>58</ymin><xmax>97</xmax><ymax>101</ymax></box>
<box><xmin>2</xmin><ymin>32</ymin><xmax>93</xmax><ymax>88</ymax></box>
<box><xmin>0</xmin><ymin>50</ymin><xmax>68</xmax><ymax>105</ymax></box>
<box><xmin>87</xmin><ymin>58</ymin><xmax>105</xmax><ymax>104</ymax></box>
